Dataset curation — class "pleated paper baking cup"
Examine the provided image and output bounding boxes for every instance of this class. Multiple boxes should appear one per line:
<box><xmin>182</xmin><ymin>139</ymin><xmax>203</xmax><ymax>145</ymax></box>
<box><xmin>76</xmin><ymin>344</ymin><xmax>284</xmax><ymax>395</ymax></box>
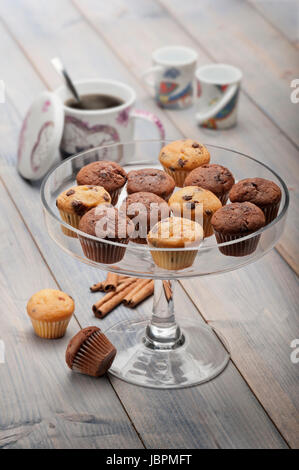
<box><xmin>72</xmin><ymin>330</ymin><xmax>116</xmax><ymax>377</ymax></box>
<box><xmin>203</xmin><ymin>215</ymin><xmax>214</xmax><ymax>238</ymax></box>
<box><xmin>162</xmin><ymin>167</ymin><xmax>190</xmax><ymax>188</ymax></box>
<box><xmin>262</xmin><ymin>201</ymin><xmax>280</xmax><ymax>225</ymax></box>
<box><xmin>149</xmin><ymin>248</ymin><xmax>198</xmax><ymax>270</ymax></box>
<box><xmin>30</xmin><ymin>318</ymin><xmax>71</xmax><ymax>339</ymax></box>
<box><xmin>214</xmin><ymin>231</ymin><xmax>261</xmax><ymax>257</ymax></box>
<box><xmin>59</xmin><ymin>210</ymin><xmax>80</xmax><ymax>238</ymax></box>
<box><xmin>110</xmin><ymin>187</ymin><xmax>122</xmax><ymax>206</ymax></box>
<box><xmin>79</xmin><ymin>235</ymin><xmax>128</xmax><ymax>264</ymax></box>
<box><xmin>218</xmin><ymin>193</ymin><xmax>229</xmax><ymax>205</ymax></box>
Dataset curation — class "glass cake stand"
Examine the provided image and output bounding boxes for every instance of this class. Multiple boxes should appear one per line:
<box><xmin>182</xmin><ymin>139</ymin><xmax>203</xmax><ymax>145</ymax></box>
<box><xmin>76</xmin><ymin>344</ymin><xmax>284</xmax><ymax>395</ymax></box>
<box><xmin>41</xmin><ymin>140</ymin><xmax>289</xmax><ymax>389</ymax></box>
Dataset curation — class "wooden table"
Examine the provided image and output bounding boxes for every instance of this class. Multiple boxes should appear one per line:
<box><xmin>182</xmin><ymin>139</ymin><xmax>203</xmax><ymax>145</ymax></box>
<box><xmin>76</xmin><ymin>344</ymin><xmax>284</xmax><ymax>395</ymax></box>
<box><xmin>0</xmin><ymin>0</ymin><xmax>298</xmax><ymax>449</ymax></box>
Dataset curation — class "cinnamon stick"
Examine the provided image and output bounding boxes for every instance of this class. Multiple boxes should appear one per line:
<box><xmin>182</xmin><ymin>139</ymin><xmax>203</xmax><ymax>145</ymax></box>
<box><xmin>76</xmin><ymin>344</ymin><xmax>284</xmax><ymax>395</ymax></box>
<box><xmin>123</xmin><ymin>279</ymin><xmax>152</xmax><ymax>306</ymax></box>
<box><xmin>94</xmin><ymin>280</ymin><xmax>139</xmax><ymax>318</ymax></box>
<box><xmin>123</xmin><ymin>280</ymin><xmax>154</xmax><ymax>308</ymax></box>
<box><xmin>92</xmin><ymin>278</ymin><xmax>136</xmax><ymax>317</ymax></box>
<box><xmin>90</xmin><ymin>282</ymin><xmax>104</xmax><ymax>293</ymax></box>
<box><xmin>163</xmin><ymin>280</ymin><xmax>173</xmax><ymax>302</ymax></box>
<box><xmin>103</xmin><ymin>272</ymin><xmax>119</xmax><ymax>292</ymax></box>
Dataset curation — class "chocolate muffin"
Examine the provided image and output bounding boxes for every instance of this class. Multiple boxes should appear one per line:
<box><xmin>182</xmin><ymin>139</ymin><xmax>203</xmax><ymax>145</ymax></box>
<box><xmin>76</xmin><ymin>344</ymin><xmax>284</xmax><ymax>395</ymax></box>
<box><xmin>121</xmin><ymin>192</ymin><xmax>170</xmax><ymax>244</ymax></box>
<box><xmin>184</xmin><ymin>164</ymin><xmax>235</xmax><ymax>205</ymax></box>
<box><xmin>229</xmin><ymin>177</ymin><xmax>281</xmax><ymax>224</ymax></box>
<box><xmin>211</xmin><ymin>201</ymin><xmax>265</xmax><ymax>256</ymax></box>
<box><xmin>126</xmin><ymin>168</ymin><xmax>175</xmax><ymax>201</ymax></box>
<box><xmin>76</xmin><ymin>161</ymin><xmax>127</xmax><ymax>205</ymax></box>
<box><xmin>78</xmin><ymin>205</ymin><xmax>134</xmax><ymax>264</ymax></box>
<box><xmin>66</xmin><ymin>326</ymin><xmax>116</xmax><ymax>377</ymax></box>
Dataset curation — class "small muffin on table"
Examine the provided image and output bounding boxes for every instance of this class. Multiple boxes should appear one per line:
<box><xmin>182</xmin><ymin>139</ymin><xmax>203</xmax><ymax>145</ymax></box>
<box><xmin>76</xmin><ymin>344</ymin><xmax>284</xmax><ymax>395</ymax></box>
<box><xmin>56</xmin><ymin>185</ymin><xmax>111</xmax><ymax>237</ymax></box>
<box><xmin>184</xmin><ymin>164</ymin><xmax>235</xmax><ymax>205</ymax></box>
<box><xmin>27</xmin><ymin>289</ymin><xmax>74</xmax><ymax>339</ymax></box>
<box><xmin>229</xmin><ymin>177</ymin><xmax>281</xmax><ymax>224</ymax></box>
<box><xmin>211</xmin><ymin>201</ymin><xmax>265</xmax><ymax>257</ymax></box>
<box><xmin>126</xmin><ymin>168</ymin><xmax>175</xmax><ymax>201</ymax></box>
<box><xmin>76</xmin><ymin>161</ymin><xmax>127</xmax><ymax>205</ymax></box>
<box><xmin>169</xmin><ymin>186</ymin><xmax>222</xmax><ymax>237</ymax></box>
<box><xmin>66</xmin><ymin>326</ymin><xmax>116</xmax><ymax>377</ymax></box>
<box><xmin>120</xmin><ymin>192</ymin><xmax>170</xmax><ymax>244</ymax></box>
<box><xmin>78</xmin><ymin>204</ymin><xmax>134</xmax><ymax>264</ymax></box>
<box><xmin>147</xmin><ymin>216</ymin><xmax>203</xmax><ymax>270</ymax></box>
<box><xmin>159</xmin><ymin>139</ymin><xmax>210</xmax><ymax>187</ymax></box>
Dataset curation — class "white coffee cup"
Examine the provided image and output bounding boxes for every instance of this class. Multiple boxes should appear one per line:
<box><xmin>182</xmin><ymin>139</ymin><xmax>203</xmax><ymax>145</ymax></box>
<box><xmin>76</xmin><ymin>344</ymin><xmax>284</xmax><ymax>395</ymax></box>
<box><xmin>195</xmin><ymin>64</ymin><xmax>242</xmax><ymax>129</ymax></box>
<box><xmin>55</xmin><ymin>79</ymin><xmax>165</xmax><ymax>159</ymax></box>
<box><xmin>143</xmin><ymin>46</ymin><xmax>198</xmax><ymax>109</ymax></box>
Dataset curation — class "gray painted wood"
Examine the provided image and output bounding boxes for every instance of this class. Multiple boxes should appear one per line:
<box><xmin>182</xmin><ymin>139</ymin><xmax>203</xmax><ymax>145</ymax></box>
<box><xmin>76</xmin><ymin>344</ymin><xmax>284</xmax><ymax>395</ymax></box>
<box><xmin>0</xmin><ymin>182</ymin><xmax>143</xmax><ymax>449</ymax></box>
<box><xmin>0</xmin><ymin>5</ymin><xmax>290</xmax><ymax>448</ymax></box>
<box><xmin>72</xmin><ymin>0</ymin><xmax>299</xmax><ymax>274</ymax></box>
<box><xmin>159</xmin><ymin>0</ymin><xmax>299</xmax><ymax>148</ymax></box>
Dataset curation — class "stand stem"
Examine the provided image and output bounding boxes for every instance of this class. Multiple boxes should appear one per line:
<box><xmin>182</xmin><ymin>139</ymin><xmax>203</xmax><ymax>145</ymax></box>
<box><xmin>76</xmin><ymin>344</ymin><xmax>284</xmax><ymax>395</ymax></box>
<box><xmin>144</xmin><ymin>279</ymin><xmax>184</xmax><ymax>350</ymax></box>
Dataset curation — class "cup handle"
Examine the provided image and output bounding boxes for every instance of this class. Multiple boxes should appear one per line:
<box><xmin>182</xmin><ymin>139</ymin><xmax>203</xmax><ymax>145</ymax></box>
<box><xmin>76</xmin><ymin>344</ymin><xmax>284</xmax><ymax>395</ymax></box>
<box><xmin>141</xmin><ymin>65</ymin><xmax>164</xmax><ymax>89</ymax></box>
<box><xmin>195</xmin><ymin>83</ymin><xmax>238</xmax><ymax>124</ymax></box>
<box><xmin>130</xmin><ymin>109</ymin><xmax>165</xmax><ymax>140</ymax></box>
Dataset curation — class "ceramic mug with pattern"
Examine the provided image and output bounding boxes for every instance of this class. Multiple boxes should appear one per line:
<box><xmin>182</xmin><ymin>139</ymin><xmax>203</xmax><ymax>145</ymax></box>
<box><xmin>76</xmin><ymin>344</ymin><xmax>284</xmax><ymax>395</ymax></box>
<box><xmin>55</xmin><ymin>79</ymin><xmax>165</xmax><ymax>161</ymax></box>
<box><xmin>195</xmin><ymin>64</ymin><xmax>242</xmax><ymax>129</ymax></box>
<box><xmin>142</xmin><ymin>46</ymin><xmax>198</xmax><ymax>110</ymax></box>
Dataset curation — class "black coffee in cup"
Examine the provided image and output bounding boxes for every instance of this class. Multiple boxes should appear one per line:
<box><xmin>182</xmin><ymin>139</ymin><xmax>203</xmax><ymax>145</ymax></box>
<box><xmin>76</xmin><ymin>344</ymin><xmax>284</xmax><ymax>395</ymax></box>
<box><xmin>65</xmin><ymin>93</ymin><xmax>124</xmax><ymax>110</ymax></box>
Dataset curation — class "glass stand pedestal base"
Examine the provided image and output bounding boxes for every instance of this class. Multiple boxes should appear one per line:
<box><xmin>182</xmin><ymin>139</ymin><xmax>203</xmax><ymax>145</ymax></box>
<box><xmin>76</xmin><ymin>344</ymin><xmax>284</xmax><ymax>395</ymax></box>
<box><xmin>105</xmin><ymin>317</ymin><xmax>230</xmax><ymax>389</ymax></box>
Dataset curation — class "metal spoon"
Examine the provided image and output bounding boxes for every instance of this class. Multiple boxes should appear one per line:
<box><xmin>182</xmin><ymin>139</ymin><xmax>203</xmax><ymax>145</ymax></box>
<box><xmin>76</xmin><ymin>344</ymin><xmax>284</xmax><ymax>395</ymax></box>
<box><xmin>51</xmin><ymin>57</ymin><xmax>81</xmax><ymax>105</ymax></box>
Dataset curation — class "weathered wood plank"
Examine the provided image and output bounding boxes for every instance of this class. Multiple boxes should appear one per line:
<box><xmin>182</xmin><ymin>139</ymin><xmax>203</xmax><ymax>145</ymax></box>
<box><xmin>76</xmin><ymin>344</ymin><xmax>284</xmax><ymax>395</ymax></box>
<box><xmin>0</xmin><ymin>181</ymin><xmax>143</xmax><ymax>449</ymax></box>
<box><xmin>159</xmin><ymin>0</ymin><xmax>299</xmax><ymax>148</ymax></box>
<box><xmin>249</xmin><ymin>0</ymin><xmax>299</xmax><ymax>47</ymax></box>
<box><xmin>0</xmin><ymin>5</ymin><xmax>290</xmax><ymax>448</ymax></box>
<box><xmin>72</xmin><ymin>0</ymin><xmax>299</xmax><ymax>274</ymax></box>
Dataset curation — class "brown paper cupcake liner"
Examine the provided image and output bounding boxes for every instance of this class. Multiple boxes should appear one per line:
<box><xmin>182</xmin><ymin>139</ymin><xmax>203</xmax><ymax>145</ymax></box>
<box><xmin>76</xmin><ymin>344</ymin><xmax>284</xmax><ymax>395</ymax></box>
<box><xmin>219</xmin><ymin>192</ymin><xmax>229</xmax><ymax>205</ymax></box>
<box><xmin>109</xmin><ymin>187</ymin><xmax>122</xmax><ymax>206</ymax></box>
<box><xmin>162</xmin><ymin>167</ymin><xmax>190</xmax><ymax>188</ymax></box>
<box><xmin>214</xmin><ymin>231</ymin><xmax>261</xmax><ymax>257</ymax></box>
<box><xmin>72</xmin><ymin>330</ymin><xmax>116</xmax><ymax>377</ymax></box>
<box><xmin>262</xmin><ymin>201</ymin><xmax>280</xmax><ymax>225</ymax></box>
<box><xmin>59</xmin><ymin>210</ymin><xmax>80</xmax><ymax>238</ymax></box>
<box><xmin>79</xmin><ymin>235</ymin><xmax>129</xmax><ymax>264</ymax></box>
<box><xmin>149</xmin><ymin>248</ymin><xmax>198</xmax><ymax>270</ymax></box>
<box><xmin>30</xmin><ymin>318</ymin><xmax>71</xmax><ymax>339</ymax></box>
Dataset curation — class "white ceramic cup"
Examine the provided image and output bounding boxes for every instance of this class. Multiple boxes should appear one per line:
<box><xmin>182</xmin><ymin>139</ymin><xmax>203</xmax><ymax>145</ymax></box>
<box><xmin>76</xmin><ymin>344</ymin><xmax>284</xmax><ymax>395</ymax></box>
<box><xmin>195</xmin><ymin>64</ymin><xmax>242</xmax><ymax>129</ymax></box>
<box><xmin>55</xmin><ymin>79</ymin><xmax>165</xmax><ymax>160</ymax></box>
<box><xmin>142</xmin><ymin>46</ymin><xmax>198</xmax><ymax>109</ymax></box>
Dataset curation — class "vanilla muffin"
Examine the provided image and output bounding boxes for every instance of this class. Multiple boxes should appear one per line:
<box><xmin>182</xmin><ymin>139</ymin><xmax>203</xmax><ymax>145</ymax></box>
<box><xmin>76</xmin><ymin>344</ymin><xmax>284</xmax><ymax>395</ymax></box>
<box><xmin>56</xmin><ymin>185</ymin><xmax>111</xmax><ymax>237</ymax></box>
<box><xmin>147</xmin><ymin>216</ymin><xmax>203</xmax><ymax>270</ymax></box>
<box><xmin>169</xmin><ymin>186</ymin><xmax>222</xmax><ymax>237</ymax></box>
<box><xmin>27</xmin><ymin>289</ymin><xmax>74</xmax><ymax>339</ymax></box>
<box><xmin>159</xmin><ymin>139</ymin><xmax>210</xmax><ymax>187</ymax></box>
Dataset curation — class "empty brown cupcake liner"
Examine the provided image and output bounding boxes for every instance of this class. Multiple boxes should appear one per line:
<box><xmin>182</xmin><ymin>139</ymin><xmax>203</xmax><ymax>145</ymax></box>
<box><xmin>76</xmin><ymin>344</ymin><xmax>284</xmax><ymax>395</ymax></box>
<box><xmin>79</xmin><ymin>235</ymin><xmax>129</xmax><ymax>264</ymax></box>
<box><xmin>261</xmin><ymin>201</ymin><xmax>280</xmax><ymax>225</ymax></box>
<box><xmin>72</xmin><ymin>330</ymin><xmax>116</xmax><ymax>377</ymax></box>
<box><xmin>214</xmin><ymin>230</ymin><xmax>261</xmax><ymax>257</ymax></box>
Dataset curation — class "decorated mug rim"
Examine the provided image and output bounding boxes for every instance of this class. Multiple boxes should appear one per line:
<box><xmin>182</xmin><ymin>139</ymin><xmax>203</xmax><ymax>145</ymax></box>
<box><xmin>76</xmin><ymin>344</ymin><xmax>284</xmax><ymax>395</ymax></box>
<box><xmin>152</xmin><ymin>45</ymin><xmax>198</xmax><ymax>66</ymax></box>
<box><xmin>196</xmin><ymin>64</ymin><xmax>243</xmax><ymax>85</ymax></box>
<box><xmin>55</xmin><ymin>78</ymin><xmax>136</xmax><ymax>116</ymax></box>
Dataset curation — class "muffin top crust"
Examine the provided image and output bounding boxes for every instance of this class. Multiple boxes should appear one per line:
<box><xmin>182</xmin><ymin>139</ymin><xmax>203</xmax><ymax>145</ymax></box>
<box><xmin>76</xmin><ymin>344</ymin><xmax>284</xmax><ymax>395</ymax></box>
<box><xmin>79</xmin><ymin>205</ymin><xmax>134</xmax><ymax>240</ymax></box>
<box><xmin>211</xmin><ymin>202</ymin><xmax>266</xmax><ymax>235</ymax></box>
<box><xmin>169</xmin><ymin>186</ymin><xmax>222</xmax><ymax>217</ymax></box>
<box><xmin>76</xmin><ymin>161</ymin><xmax>127</xmax><ymax>192</ymax></box>
<box><xmin>126</xmin><ymin>168</ymin><xmax>175</xmax><ymax>200</ymax></box>
<box><xmin>184</xmin><ymin>164</ymin><xmax>235</xmax><ymax>196</ymax></box>
<box><xmin>27</xmin><ymin>289</ymin><xmax>74</xmax><ymax>322</ymax></box>
<box><xmin>229</xmin><ymin>178</ymin><xmax>281</xmax><ymax>207</ymax></box>
<box><xmin>56</xmin><ymin>185</ymin><xmax>111</xmax><ymax>215</ymax></box>
<box><xmin>159</xmin><ymin>139</ymin><xmax>210</xmax><ymax>171</ymax></box>
<box><xmin>147</xmin><ymin>216</ymin><xmax>203</xmax><ymax>248</ymax></box>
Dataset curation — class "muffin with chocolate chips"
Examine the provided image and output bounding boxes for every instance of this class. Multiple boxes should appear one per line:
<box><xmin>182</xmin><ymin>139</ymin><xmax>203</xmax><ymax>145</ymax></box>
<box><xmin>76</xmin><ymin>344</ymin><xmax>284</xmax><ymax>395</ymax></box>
<box><xmin>120</xmin><ymin>192</ymin><xmax>170</xmax><ymax>244</ymax></box>
<box><xmin>211</xmin><ymin>202</ymin><xmax>265</xmax><ymax>257</ymax></box>
<box><xmin>169</xmin><ymin>186</ymin><xmax>222</xmax><ymax>237</ymax></box>
<box><xmin>229</xmin><ymin>177</ymin><xmax>281</xmax><ymax>224</ymax></box>
<box><xmin>56</xmin><ymin>185</ymin><xmax>111</xmax><ymax>237</ymax></box>
<box><xmin>127</xmin><ymin>168</ymin><xmax>175</xmax><ymax>201</ymax></box>
<box><xmin>78</xmin><ymin>205</ymin><xmax>134</xmax><ymax>264</ymax></box>
<box><xmin>159</xmin><ymin>139</ymin><xmax>210</xmax><ymax>187</ymax></box>
<box><xmin>76</xmin><ymin>160</ymin><xmax>127</xmax><ymax>205</ymax></box>
<box><xmin>184</xmin><ymin>164</ymin><xmax>235</xmax><ymax>205</ymax></box>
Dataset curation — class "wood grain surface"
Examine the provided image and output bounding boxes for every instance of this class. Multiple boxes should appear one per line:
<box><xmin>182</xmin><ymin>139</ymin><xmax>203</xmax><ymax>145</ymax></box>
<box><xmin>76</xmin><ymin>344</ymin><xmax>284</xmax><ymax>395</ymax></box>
<box><xmin>0</xmin><ymin>0</ymin><xmax>298</xmax><ymax>449</ymax></box>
